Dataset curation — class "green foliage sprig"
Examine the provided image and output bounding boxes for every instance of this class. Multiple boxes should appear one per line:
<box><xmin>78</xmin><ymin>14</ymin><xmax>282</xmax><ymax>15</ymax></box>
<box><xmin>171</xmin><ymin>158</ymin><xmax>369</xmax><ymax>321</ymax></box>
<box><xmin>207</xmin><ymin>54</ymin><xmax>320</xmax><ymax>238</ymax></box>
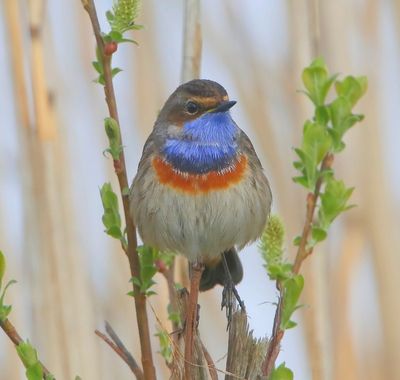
<box><xmin>260</xmin><ymin>217</ymin><xmax>304</xmax><ymax>331</ymax></box>
<box><xmin>260</xmin><ymin>57</ymin><xmax>367</xmax><ymax>379</ymax></box>
<box><xmin>129</xmin><ymin>246</ymin><xmax>176</xmax><ymax>297</ymax></box>
<box><xmin>92</xmin><ymin>0</ymin><xmax>142</xmax><ymax>84</ymax></box>
<box><xmin>0</xmin><ymin>252</ymin><xmax>60</xmax><ymax>379</ymax></box>
<box><xmin>155</xmin><ymin>329</ymin><xmax>173</xmax><ymax>364</ymax></box>
<box><xmin>294</xmin><ymin>58</ymin><xmax>366</xmax><ymax>248</ymax></box>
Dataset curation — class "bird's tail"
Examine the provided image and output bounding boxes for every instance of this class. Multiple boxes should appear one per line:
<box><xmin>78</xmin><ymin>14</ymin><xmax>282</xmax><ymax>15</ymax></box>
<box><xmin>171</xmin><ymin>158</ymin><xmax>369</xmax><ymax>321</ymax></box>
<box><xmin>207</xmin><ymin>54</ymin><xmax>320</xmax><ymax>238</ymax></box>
<box><xmin>199</xmin><ymin>248</ymin><xmax>243</xmax><ymax>291</ymax></box>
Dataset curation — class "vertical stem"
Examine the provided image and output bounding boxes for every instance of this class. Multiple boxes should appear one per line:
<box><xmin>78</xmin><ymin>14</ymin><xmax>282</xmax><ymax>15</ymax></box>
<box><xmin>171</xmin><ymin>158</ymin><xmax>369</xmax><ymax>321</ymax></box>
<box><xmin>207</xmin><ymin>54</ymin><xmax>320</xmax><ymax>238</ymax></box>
<box><xmin>184</xmin><ymin>263</ymin><xmax>204</xmax><ymax>380</ymax></box>
<box><xmin>82</xmin><ymin>2</ymin><xmax>156</xmax><ymax>378</ymax></box>
<box><xmin>181</xmin><ymin>0</ymin><xmax>202</xmax><ymax>82</ymax></box>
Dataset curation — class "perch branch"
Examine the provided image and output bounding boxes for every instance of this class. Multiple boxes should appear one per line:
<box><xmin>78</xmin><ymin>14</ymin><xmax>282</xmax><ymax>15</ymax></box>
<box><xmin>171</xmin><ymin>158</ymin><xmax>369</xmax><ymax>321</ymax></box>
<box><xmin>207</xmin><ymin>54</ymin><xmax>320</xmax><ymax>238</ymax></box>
<box><xmin>184</xmin><ymin>263</ymin><xmax>204</xmax><ymax>380</ymax></box>
<box><xmin>262</xmin><ymin>153</ymin><xmax>334</xmax><ymax>377</ymax></box>
<box><xmin>82</xmin><ymin>1</ymin><xmax>156</xmax><ymax>378</ymax></box>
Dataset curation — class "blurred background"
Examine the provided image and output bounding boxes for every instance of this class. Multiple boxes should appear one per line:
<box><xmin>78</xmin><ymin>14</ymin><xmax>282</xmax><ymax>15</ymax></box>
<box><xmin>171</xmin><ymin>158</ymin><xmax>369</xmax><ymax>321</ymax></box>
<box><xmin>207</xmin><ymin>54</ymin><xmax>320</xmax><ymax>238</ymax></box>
<box><xmin>1</xmin><ymin>0</ymin><xmax>400</xmax><ymax>379</ymax></box>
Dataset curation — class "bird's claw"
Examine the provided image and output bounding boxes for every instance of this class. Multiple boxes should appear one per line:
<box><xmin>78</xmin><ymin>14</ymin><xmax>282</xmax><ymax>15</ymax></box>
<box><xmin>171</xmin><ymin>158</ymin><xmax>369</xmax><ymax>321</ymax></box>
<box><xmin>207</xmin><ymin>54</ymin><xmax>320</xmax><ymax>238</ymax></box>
<box><xmin>221</xmin><ymin>279</ymin><xmax>246</xmax><ymax>329</ymax></box>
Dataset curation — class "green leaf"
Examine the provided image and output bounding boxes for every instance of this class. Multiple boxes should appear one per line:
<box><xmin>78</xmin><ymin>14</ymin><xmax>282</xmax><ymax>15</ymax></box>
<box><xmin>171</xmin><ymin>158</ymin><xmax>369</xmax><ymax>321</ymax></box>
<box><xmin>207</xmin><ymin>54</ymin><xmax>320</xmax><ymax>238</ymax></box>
<box><xmin>302</xmin><ymin>122</ymin><xmax>332</xmax><ymax>165</ymax></box>
<box><xmin>108</xmin><ymin>30</ymin><xmax>123</xmax><ymax>42</ymax></box>
<box><xmin>0</xmin><ymin>305</ymin><xmax>12</xmax><ymax>321</ymax></box>
<box><xmin>0</xmin><ymin>251</ymin><xmax>5</xmax><ymax>287</ymax></box>
<box><xmin>111</xmin><ymin>67</ymin><xmax>123</xmax><ymax>78</ymax></box>
<box><xmin>293</xmin><ymin>236</ymin><xmax>302</xmax><ymax>246</ymax></box>
<box><xmin>16</xmin><ymin>342</ymin><xmax>39</xmax><ymax>369</ymax></box>
<box><xmin>311</xmin><ymin>226</ymin><xmax>327</xmax><ymax>242</ymax></box>
<box><xmin>92</xmin><ymin>61</ymin><xmax>103</xmax><ymax>74</ymax></box>
<box><xmin>315</xmin><ymin>105</ymin><xmax>330</xmax><ymax>125</ymax></box>
<box><xmin>270</xmin><ymin>362</ymin><xmax>294</xmax><ymax>380</ymax></box>
<box><xmin>106</xmin><ymin>10</ymin><xmax>114</xmax><ymax>22</ymax></box>
<box><xmin>26</xmin><ymin>362</ymin><xmax>43</xmax><ymax>380</ymax></box>
<box><xmin>45</xmin><ymin>375</ymin><xmax>56</xmax><ymax>380</ymax></box>
<box><xmin>284</xmin><ymin>320</ymin><xmax>297</xmax><ymax>329</ymax></box>
<box><xmin>296</xmin><ymin>121</ymin><xmax>332</xmax><ymax>189</ymax></box>
<box><xmin>156</xmin><ymin>329</ymin><xmax>173</xmax><ymax>363</ymax></box>
<box><xmin>100</xmin><ymin>183</ymin><xmax>123</xmax><ymax>241</ymax></box>
<box><xmin>0</xmin><ymin>279</ymin><xmax>16</xmax><ymax>322</ymax></box>
<box><xmin>96</xmin><ymin>74</ymin><xmax>105</xmax><ymax>85</ymax></box>
<box><xmin>129</xmin><ymin>245</ymin><xmax>160</xmax><ymax>296</ymax></box>
<box><xmin>302</xmin><ymin>58</ymin><xmax>338</xmax><ymax>106</ymax></box>
<box><xmin>280</xmin><ymin>275</ymin><xmax>304</xmax><ymax>330</ymax></box>
<box><xmin>266</xmin><ymin>263</ymin><xmax>293</xmax><ymax>282</ymax></box>
<box><xmin>335</xmin><ymin>75</ymin><xmax>368</xmax><ymax>107</ymax></box>
<box><xmin>319</xmin><ymin>178</ymin><xmax>354</xmax><ymax>227</ymax></box>
<box><xmin>104</xmin><ymin>117</ymin><xmax>122</xmax><ymax>160</ymax></box>
<box><xmin>167</xmin><ymin>303</ymin><xmax>181</xmax><ymax>325</ymax></box>
<box><xmin>292</xmin><ymin>176</ymin><xmax>308</xmax><ymax>188</ymax></box>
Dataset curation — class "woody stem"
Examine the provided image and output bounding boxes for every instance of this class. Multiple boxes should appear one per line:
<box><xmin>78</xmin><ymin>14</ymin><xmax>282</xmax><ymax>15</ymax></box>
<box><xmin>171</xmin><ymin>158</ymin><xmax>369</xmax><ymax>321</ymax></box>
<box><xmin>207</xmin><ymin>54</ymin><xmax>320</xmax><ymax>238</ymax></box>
<box><xmin>184</xmin><ymin>262</ymin><xmax>205</xmax><ymax>380</ymax></box>
<box><xmin>82</xmin><ymin>1</ymin><xmax>156</xmax><ymax>379</ymax></box>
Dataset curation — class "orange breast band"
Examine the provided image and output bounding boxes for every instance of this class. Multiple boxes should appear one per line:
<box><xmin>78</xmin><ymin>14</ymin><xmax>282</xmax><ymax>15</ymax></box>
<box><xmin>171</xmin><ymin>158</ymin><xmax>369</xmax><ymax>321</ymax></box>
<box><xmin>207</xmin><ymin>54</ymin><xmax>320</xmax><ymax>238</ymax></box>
<box><xmin>152</xmin><ymin>155</ymin><xmax>248</xmax><ymax>194</ymax></box>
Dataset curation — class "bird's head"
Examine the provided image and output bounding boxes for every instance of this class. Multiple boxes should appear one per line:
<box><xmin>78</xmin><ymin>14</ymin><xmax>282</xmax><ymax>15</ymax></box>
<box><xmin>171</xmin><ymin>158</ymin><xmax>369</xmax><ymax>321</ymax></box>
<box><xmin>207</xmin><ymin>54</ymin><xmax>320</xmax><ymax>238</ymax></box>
<box><xmin>155</xmin><ymin>80</ymin><xmax>239</xmax><ymax>173</ymax></box>
<box><xmin>157</xmin><ymin>79</ymin><xmax>236</xmax><ymax>127</ymax></box>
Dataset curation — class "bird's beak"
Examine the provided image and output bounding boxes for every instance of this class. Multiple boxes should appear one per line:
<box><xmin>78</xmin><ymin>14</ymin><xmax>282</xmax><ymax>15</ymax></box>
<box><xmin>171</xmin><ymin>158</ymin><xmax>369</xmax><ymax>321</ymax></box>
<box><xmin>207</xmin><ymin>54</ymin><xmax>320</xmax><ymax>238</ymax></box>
<box><xmin>211</xmin><ymin>100</ymin><xmax>237</xmax><ymax>113</ymax></box>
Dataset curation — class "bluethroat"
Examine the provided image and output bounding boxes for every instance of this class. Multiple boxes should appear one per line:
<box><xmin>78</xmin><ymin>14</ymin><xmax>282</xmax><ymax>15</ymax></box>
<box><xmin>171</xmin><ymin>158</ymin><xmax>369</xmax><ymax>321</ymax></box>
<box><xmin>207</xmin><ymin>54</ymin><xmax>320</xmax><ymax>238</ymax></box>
<box><xmin>130</xmin><ymin>79</ymin><xmax>272</xmax><ymax>308</ymax></box>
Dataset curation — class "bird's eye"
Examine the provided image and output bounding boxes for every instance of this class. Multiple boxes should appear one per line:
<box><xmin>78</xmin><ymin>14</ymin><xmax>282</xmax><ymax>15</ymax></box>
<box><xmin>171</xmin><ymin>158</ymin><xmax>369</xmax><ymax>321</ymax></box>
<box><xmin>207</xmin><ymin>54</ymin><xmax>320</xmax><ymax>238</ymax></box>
<box><xmin>185</xmin><ymin>101</ymin><xmax>199</xmax><ymax>114</ymax></box>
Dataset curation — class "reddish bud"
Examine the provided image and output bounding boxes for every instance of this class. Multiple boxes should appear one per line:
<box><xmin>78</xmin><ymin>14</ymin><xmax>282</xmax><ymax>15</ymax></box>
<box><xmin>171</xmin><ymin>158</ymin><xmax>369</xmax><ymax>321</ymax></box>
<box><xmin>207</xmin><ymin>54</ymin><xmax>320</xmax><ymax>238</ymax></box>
<box><xmin>104</xmin><ymin>41</ymin><xmax>118</xmax><ymax>56</ymax></box>
<box><xmin>155</xmin><ymin>259</ymin><xmax>167</xmax><ymax>273</ymax></box>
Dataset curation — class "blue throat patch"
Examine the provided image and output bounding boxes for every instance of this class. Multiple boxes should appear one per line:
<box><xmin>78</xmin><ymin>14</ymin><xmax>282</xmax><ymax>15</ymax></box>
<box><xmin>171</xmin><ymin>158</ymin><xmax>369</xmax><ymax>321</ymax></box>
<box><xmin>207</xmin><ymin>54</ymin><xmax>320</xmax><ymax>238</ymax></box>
<box><xmin>163</xmin><ymin>112</ymin><xmax>239</xmax><ymax>174</ymax></box>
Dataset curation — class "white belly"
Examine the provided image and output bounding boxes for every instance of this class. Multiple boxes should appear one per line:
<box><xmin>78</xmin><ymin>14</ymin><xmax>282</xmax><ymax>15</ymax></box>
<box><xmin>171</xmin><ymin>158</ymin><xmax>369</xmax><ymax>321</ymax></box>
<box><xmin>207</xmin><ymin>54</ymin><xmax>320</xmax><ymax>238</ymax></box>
<box><xmin>131</xmin><ymin>171</ymin><xmax>270</xmax><ymax>262</ymax></box>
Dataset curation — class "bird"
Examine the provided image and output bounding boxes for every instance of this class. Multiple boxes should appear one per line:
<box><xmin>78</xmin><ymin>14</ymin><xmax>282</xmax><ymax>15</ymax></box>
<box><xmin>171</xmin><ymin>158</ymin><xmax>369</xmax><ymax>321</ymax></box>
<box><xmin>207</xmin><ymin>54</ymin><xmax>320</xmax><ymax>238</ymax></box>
<box><xmin>129</xmin><ymin>79</ymin><xmax>272</xmax><ymax>312</ymax></box>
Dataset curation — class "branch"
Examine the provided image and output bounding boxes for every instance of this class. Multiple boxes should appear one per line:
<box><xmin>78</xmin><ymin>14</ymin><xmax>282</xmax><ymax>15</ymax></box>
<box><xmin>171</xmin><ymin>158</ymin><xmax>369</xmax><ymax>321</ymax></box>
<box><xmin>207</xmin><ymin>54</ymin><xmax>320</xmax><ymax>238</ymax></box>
<box><xmin>95</xmin><ymin>323</ymin><xmax>144</xmax><ymax>380</ymax></box>
<box><xmin>293</xmin><ymin>153</ymin><xmax>334</xmax><ymax>274</ymax></box>
<box><xmin>262</xmin><ymin>153</ymin><xmax>334</xmax><ymax>377</ymax></box>
<box><xmin>184</xmin><ymin>263</ymin><xmax>204</xmax><ymax>380</ymax></box>
<box><xmin>0</xmin><ymin>318</ymin><xmax>51</xmax><ymax>379</ymax></box>
<box><xmin>82</xmin><ymin>1</ymin><xmax>156</xmax><ymax>378</ymax></box>
<box><xmin>200</xmin><ymin>341</ymin><xmax>218</xmax><ymax>380</ymax></box>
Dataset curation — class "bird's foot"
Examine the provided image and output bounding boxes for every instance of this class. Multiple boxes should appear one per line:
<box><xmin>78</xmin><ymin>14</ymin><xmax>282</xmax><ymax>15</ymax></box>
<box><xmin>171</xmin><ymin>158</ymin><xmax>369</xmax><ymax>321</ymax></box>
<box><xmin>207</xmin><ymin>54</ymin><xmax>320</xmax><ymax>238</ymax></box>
<box><xmin>221</xmin><ymin>278</ymin><xmax>246</xmax><ymax>329</ymax></box>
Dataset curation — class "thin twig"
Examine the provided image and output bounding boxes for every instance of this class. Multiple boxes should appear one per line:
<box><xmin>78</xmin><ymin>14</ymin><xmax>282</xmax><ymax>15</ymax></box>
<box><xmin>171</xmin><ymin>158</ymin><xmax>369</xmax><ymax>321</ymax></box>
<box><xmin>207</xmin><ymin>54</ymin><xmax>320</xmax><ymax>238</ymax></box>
<box><xmin>184</xmin><ymin>263</ymin><xmax>204</xmax><ymax>380</ymax></box>
<box><xmin>95</xmin><ymin>327</ymin><xmax>144</xmax><ymax>380</ymax></box>
<box><xmin>200</xmin><ymin>340</ymin><xmax>218</xmax><ymax>380</ymax></box>
<box><xmin>104</xmin><ymin>321</ymin><xmax>144</xmax><ymax>379</ymax></box>
<box><xmin>262</xmin><ymin>153</ymin><xmax>334</xmax><ymax>377</ymax></box>
<box><xmin>293</xmin><ymin>153</ymin><xmax>334</xmax><ymax>274</ymax></box>
<box><xmin>81</xmin><ymin>1</ymin><xmax>156</xmax><ymax>378</ymax></box>
<box><xmin>0</xmin><ymin>319</ymin><xmax>51</xmax><ymax>379</ymax></box>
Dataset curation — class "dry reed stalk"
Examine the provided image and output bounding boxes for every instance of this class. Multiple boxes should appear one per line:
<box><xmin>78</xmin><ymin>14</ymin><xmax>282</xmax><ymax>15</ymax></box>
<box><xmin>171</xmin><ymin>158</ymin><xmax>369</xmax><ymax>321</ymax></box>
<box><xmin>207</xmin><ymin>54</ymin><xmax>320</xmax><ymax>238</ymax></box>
<box><xmin>132</xmin><ymin>2</ymin><xmax>167</xmax><ymax>140</ymax></box>
<box><xmin>207</xmin><ymin>3</ymin><xmax>301</xmax><ymax>243</ymax></box>
<box><xmin>361</xmin><ymin>65</ymin><xmax>400</xmax><ymax>380</ymax></box>
<box><xmin>225</xmin><ymin>310</ymin><xmax>268</xmax><ymax>380</ymax></box>
<box><xmin>296</xmin><ymin>3</ymin><xmax>331</xmax><ymax>379</ymax></box>
<box><xmin>26</xmin><ymin>1</ymin><xmax>100</xmax><ymax>378</ymax></box>
<box><xmin>4</xmin><ymin>0</ymin><xmax>31</xmax><ymax>131</ymax></box>
<box><xmin>331</xmin><ymin>222</ymin><xmax>364</xmax><ymax>380</ymax></box>
<box><xmin>355</xmin><ymin>1</ymin><xmax>400</xmax><ymax>378</ymax></box>
<box><xmin>181</xmin><ymin>0</ymin><xmax>202</xmax><ymax>83</ymax></box>
<box><xmin>26</xmin><ymin>0</ymin><xmax>73</xmax><ymax>376</ymax></box>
